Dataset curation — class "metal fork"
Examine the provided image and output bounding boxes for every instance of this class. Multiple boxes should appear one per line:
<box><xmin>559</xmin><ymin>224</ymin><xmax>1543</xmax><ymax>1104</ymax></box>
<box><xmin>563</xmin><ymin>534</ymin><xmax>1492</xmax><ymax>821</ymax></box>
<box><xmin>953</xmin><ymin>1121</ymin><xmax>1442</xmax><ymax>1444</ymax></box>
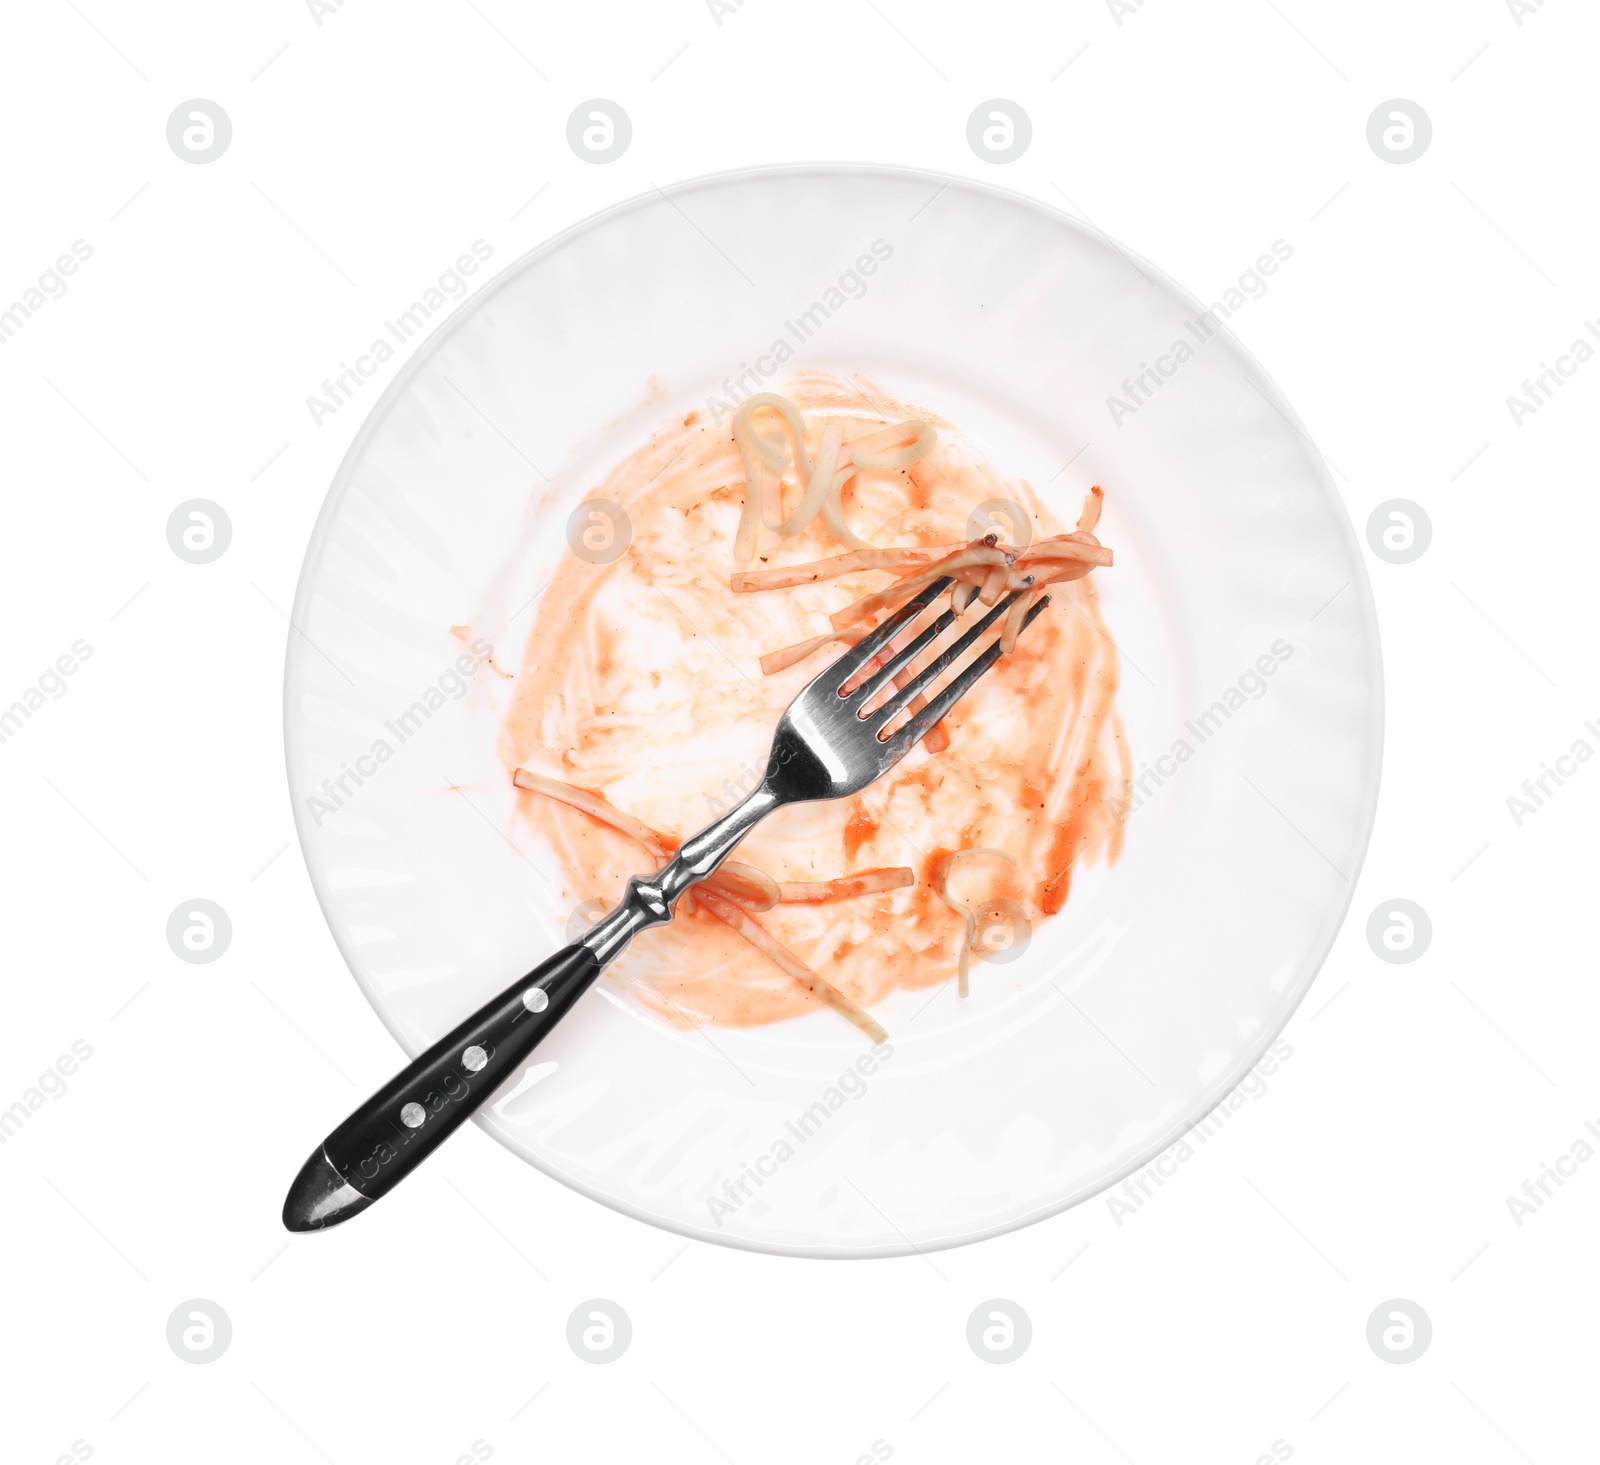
<box><xmin>282</xmin><ymin>575</ymin><xmax>1051</xmax><ymax>1231</ymax></box>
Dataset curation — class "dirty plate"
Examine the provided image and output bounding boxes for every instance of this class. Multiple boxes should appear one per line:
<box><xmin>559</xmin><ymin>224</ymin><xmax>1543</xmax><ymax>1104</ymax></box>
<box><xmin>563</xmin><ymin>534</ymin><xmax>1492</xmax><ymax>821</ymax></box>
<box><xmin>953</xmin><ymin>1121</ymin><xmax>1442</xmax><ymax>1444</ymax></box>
<box><xmin>284</xmin><ymin>164</ymin><xmax>1382</xmax><ymax>1256</ymax></box>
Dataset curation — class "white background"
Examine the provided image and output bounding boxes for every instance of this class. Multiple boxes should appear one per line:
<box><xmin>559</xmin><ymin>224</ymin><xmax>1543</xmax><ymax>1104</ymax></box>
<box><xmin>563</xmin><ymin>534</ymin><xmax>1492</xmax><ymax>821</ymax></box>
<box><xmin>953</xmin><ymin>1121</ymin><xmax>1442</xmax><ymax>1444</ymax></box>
<box><xmin>2</xmin><ymin>1</ymin><xmax>1596</xmax><ymax>1461</ymax></box>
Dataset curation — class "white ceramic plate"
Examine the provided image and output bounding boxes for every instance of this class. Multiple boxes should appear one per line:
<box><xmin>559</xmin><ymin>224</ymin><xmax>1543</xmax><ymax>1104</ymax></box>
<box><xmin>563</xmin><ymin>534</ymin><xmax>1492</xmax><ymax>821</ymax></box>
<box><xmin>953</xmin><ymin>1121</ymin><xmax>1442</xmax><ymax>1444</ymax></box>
<box><xmin>285</xmin><ymin>164</ymin><xmax>1382</xmax><ymax>1257</ymax></box>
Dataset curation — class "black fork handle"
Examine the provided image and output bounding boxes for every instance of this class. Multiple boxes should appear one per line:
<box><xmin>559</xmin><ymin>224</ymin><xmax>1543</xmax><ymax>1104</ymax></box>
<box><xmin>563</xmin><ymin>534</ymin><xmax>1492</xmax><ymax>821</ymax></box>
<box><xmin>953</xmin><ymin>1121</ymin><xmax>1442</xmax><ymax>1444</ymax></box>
<box><xmin>282</xmin><ymin>944</ymin><xmax>599</xmax><ymax>1232</ymax></box>
<box><xmin>281</xmin><ymin>781</ymin><xmax>780</xmax><ymax>1234</ymax></box>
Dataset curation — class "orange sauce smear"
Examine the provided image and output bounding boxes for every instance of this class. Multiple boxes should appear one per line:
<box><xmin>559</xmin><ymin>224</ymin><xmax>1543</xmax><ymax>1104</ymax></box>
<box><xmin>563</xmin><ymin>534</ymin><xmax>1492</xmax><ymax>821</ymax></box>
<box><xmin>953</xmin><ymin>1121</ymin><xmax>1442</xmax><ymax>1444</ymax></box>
<box><xmin>499</xmin><ymin>374</ymin><xmax>1130</xmax><ymax>1032</ymax></box>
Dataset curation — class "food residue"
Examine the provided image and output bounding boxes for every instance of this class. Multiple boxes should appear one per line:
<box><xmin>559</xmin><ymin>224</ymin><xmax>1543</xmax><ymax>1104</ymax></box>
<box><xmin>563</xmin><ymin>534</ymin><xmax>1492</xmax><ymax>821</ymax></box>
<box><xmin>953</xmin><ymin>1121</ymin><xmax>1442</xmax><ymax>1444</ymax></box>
<box><xmin>499</xmin><ymin>373</ymin><xmax>1129</xmax><ymax>1035</ymax></box>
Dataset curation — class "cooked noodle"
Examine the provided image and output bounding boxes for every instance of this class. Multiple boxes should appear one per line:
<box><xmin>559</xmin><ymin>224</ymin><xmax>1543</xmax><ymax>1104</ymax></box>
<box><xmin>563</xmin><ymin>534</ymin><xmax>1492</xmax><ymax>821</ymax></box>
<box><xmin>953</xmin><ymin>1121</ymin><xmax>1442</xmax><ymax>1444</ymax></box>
<box><xmin>933</xmin><ymin>848</ymin><xmax>1018</xmax><ymax>998</ymax></box>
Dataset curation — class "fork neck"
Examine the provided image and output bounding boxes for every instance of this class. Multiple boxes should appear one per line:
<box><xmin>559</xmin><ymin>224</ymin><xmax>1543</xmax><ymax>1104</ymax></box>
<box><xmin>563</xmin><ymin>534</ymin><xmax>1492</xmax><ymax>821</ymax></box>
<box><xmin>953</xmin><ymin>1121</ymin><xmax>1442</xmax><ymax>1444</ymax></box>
<box><xmin>675</xmin><ymin>783</ymin><xmax>781</xmax><ymax>885</ymax></box>
<box><xmin>578</xmin><ymin>784</ymin><xmax>781</xmax><ymax>965</ymax></box>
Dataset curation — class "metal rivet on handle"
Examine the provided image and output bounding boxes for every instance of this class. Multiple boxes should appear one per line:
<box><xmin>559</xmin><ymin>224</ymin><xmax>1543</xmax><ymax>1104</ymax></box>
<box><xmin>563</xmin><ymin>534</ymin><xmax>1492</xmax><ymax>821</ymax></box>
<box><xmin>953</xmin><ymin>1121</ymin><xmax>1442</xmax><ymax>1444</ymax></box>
<box><xmin>400</xmin><ymin>1102</ymin><xmax>426</xmax><ymax>1128</ymax></box>
<box><xmin>461</xmin><ymin>1045</ymin><xmax>487</xmax><ymax>1072</ymax></box>
<box><xmin>523</xmin><ymin>988</ymin><xmax>549</xmax><ymax>1013</ymax></box>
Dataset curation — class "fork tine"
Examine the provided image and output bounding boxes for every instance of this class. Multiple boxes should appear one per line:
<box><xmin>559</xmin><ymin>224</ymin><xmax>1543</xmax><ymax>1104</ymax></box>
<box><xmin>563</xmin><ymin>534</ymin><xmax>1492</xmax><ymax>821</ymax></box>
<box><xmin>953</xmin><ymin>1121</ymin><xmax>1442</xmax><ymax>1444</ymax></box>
<box><xmin>883</xmin><ymin>594</ymin><xmax>1052</xmax><ymax>753</ymax></box>
<box><xmin>823</xmin><ymin>576</ymin><xmax>952</xmax><ymax>691</ymax></box>
<box><xmin>851</xmin><ymin>602</ymin><xmax>963</xmax><ymax>706</ymax></box>
<box><xmin>873</xmin><ymin>579</ymin><xmax>1034</xmax><ymax>725</ymax></box>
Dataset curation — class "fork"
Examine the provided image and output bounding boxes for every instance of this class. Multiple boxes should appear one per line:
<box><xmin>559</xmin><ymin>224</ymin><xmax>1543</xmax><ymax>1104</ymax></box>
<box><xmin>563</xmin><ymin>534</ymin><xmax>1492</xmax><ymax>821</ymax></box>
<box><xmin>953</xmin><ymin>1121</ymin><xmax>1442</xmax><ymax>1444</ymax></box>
<box><xmin>282</xmin><ymin>574</ymin><xmax>1051</xmax><ymax>1231</ymax></box>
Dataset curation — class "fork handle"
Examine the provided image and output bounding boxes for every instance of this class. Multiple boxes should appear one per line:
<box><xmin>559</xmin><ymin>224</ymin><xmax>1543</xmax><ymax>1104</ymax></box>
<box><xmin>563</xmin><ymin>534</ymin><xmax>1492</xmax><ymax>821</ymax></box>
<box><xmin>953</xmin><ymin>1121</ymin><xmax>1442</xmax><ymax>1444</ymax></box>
<box><xmin>281</xmin><ymin>943</ymin><xmax>599</xmax><ymax>1231</ymax></box>
<box><xmin>283</xmin><ymin>786</ymin><xmax>784</xmax><ymax>1232</ymax></box>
